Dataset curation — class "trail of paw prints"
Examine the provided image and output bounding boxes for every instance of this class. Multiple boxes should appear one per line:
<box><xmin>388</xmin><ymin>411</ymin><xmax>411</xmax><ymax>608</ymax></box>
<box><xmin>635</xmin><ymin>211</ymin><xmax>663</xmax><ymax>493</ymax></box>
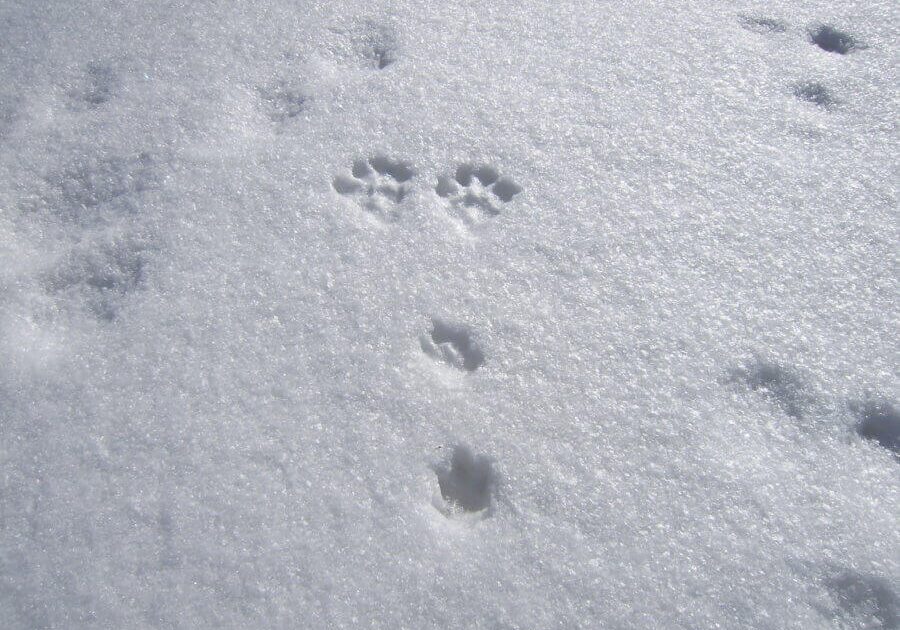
<box><xmin>435</xmin><ymin>163</ymin><xmax>522</xmax><ymax>228</ymax></box>
<box><xmin>332</xmin><ymin>156</ymin><xmax>414</xmax><ymax>223</ymax></box>
<box><xmin>420</xmin><ymin>317</ymin><xmax>485</xmax><ymax>372</ymax></box>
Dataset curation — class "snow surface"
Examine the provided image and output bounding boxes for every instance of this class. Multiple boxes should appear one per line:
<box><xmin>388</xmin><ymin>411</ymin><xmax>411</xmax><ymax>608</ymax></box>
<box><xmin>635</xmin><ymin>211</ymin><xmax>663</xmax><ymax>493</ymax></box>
<box><xmin>1</xmin><ymin>1</ymin><xmax>898</xmax><ymax>628</ymax></box>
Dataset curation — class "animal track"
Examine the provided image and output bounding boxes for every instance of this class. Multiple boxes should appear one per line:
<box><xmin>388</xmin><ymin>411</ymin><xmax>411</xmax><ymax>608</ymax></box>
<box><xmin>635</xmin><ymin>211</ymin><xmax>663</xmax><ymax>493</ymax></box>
<box><xmin>794</xmin><ymin>81</ymin><xmax>835</xmax><ymax>107</ymax></box>
<box><xmin>69</xmin><ymin>62</ymin><xmax>118</xmax><ymax>108</ymax></box>
<box><xmin>333</xmin><ymin>156</ymin><xmax>414</xmax><ymax>222</ymax></box>
<box><xmin>433</xmin><ymin>445</ymin><xmax>495</xmax><ymax>518</ymax></box>
<box><xmin>739</xmin><ymin>15</ymin><xmax>788</xmax><ymax>34</ymax></box>
<box><xmin>420</xmin><ymin>318</ymin><xmax>485</xmax><ymax>372</ymax></box>
<box><xmin>728</xmin><ymin>358</ymin><xmax>812</xmax><ymax>419</ymax></box>
<box><xmin>40</xmin><ymin>152</ymin><xmax>158</xmax><ymax>223</ymax></box>
<box><xmin>855</xmin><ymin>400</ymin><xmax>900</xmax><ymax>456</ymax></box>
<box><xmin>809</xmin><ymin>25</ymin><xmax>863</xmax><ymax>55</ymax></box>
<box><xmin>325</xmin><ymin>19</ymin><xmax>398</xmax><ymax>70</ymax></box>
<box><xmin>258</xmin><ymin>79</ymin><xmax>307</xmax><ymax>122</ymax></box>
<box><xmin>435</xmin><ymin>163</ymin><xmax>522</xmax><ymax>226</ymax></box>
<box><xmin>45</xmin><ymin>233</ymin><xmax>151</xmax><ymax>321</ymax></box>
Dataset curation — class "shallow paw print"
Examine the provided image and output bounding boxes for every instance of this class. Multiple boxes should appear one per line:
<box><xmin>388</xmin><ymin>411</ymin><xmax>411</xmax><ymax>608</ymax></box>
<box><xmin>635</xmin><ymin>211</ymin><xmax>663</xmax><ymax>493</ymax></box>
<box><xmin>332</xmin><ymin>156</ymin><xmax>414</xmax><ymax>222</ymax></box>
<box><xmin>40</xmin><ymin>152</ymin><xmax>158</xmax><ymax>224</ymax></box>
<box><xmin>727</xmin><ymin>358</ymin><xmax>813</xmax><ymax>419</ymax></box>
<box><xmin>68</xmin><ymin>62</ymin><xmax>118</xmax><ymax>109</ymax></box>
<box><xmin>436</xmin><ymin>163</ymin><xmax>522</xmax><ymax>227</ymax></box>
<box><xmin>258</xmin><ymin>79</ymin><xmax>308</xmax><ymax>122</ymax></box>
<box><xmin>793</xmin><ymin>81</ymin><xmax>836</xmax><ymax>107</ymax></box>
<box><xmin>420</xmin><ymin>317</ymin><xmax>485</xmax><ymax>372</ymax></box>
<box><xmin>44</xmin><ymin>233</ymin><xmax>151</xmax><ymax>321</ymax></box>
<box><xmin>325</xmin><ymin>19</ymin><xmax>398</xmax><ymax>70</ymax></box>
<box><xmin>739</xmin><ymin>15</ymin><xmax>788</xmax><ymax>34</ymax></box>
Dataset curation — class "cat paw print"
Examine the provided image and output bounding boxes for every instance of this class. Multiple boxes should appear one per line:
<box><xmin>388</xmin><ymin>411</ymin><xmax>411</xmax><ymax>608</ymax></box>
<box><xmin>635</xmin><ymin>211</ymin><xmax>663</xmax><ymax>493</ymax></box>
<box><xmin>333</xmin><ymin>156</ymin><xmax>414</xmax><ymax>222</ymax></box>
<box><xmin>435</xmin><ymin>163</ymin><xmax>522</xmax><ymax>226</ymax></box>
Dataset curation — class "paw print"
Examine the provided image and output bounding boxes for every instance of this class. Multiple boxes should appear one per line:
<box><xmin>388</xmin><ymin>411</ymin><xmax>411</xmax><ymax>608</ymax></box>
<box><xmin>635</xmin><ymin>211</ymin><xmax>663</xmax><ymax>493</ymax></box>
<box><xmin>420</xmin><ymin>317</ymin><xmax>485</xmax><ymax>372</ymax></box>
<box><xmin>333</xmin><ymin>156</ymin><xmax>414</xmax><ymax>222</ymax></box>
<box><xmin>435</xmin><ymin>163</ymin><xmax>522</xmax><ymax>226</ymax></box>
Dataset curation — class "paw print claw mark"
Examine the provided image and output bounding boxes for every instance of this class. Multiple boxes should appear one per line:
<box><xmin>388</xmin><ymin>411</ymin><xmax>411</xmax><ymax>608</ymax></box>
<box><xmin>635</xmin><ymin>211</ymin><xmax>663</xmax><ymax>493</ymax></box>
<box><xmin>436</xmin><ymin>163</ymin><xmax>521</xmax><ymax>226</ymax></box>
<box><xmin>333</xmin><ymin>156</ymin><xmax>414</xmax><ymax>222</ymax></box>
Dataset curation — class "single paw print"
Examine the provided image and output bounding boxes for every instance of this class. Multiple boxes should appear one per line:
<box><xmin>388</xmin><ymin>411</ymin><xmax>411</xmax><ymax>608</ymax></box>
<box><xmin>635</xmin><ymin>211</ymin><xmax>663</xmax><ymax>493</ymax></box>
<box><xmin>435</xmin><ymin>163</ymin><xmax>522</xmax><ymax>226</ymax></box>
<box><xmin>420</xmin><ymin>317</ymin><xmax>485</xmax><ymax>372</ymax></box>
<box><xmin>333</xmin><ymin>156</ymin><xmax>414</xmax><ymax>222</ymax></box>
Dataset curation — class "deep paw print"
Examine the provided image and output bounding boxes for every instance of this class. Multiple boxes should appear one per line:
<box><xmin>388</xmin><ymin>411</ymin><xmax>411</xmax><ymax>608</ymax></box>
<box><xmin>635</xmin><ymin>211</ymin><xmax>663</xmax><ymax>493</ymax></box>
<box><xmin>420</xmin><ymin>317</ymin><xmax>485</xmax><ymax>372</ymax></box>
<box><xmin>333</xmin><ymin>156</ymin><xmax>414</xmax><ymax>222</ymax></box>
<box><xmin>435</xmin><ymin>163</ymin><xmax>522</xmax><ymax>226</ymax></box>
<box><xmin>432</xmin><ymin>445</ymin><xmax>495</xmax><ymax>521</ymax></box>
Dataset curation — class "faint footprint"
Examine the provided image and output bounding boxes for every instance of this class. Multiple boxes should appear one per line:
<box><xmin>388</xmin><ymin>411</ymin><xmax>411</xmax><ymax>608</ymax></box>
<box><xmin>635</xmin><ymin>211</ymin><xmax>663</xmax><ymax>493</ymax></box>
<box><xmin>433</xmin><ymin>445</ymin><xmax>495</xmax><ymax>519</ymax></box>
<box><xmin>258</xmin><ymin>79</ymin><xmax>308</xmax><ymax>122</ymax></box>
<box><xmin>325</xmin><ymin>19</ymin><xmax>398</xmax><ymax>70</ymax></box>
<box><xmin>69</xmin><ymin>62</ymin><xmax>118</xmax><ymax>108</ymax></box>
<box><xmin>333</xmin><ymin>156</ymin><xmax>414</xmax><ymax>222</ymax></box>
<box><xmin>739</xmin><ymin>15</ymin><xmax>788</xmax><ymax>34</ymax></box>
<box><xmin>728</xmin><ymin>358</ymin><xmax>813</xmax><ymax>419</ymax></box>
<box><xmin>809</xmin><ymin>25</ymin><xmax>864</xmax><ymax>55</ymax></box>
<box><xmin>38</xmin><ymin>152</ymin><xmax>158</xmax><ymax>224</ymax></box>
<box><xmin>435</xmin><ymin>163</ymin><xmax>522</xmax><ymax>227</ymax></box>
<box><xmin>44</xmin><ymin>232</ymin><xmax>151</xmax><ymax>321</ymax></box>
<box><xmin>420</xmin><ymin>318</ymin><xmax>485</xmax><ymax>372</ymax></box>
<box><xmin>793</xmin><ymin>81</ymin><xmax>836</xmax><ymax>107</ymax></box>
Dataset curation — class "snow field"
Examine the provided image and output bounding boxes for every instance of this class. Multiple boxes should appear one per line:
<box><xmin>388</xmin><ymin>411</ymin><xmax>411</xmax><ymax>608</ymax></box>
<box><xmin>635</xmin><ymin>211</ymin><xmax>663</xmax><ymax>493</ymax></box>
<box><xmin>0</xmin><ymin>1</ymin><xmax>897</xmax><ymax>628</ymax></box>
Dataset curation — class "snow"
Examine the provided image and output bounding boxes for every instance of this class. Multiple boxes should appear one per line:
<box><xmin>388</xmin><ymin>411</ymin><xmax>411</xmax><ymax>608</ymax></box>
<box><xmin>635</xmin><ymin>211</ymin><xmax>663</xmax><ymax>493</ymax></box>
<box><xmin>1</xmin><ymin>0</ymin><xmax>897</xmax><ymax>628</ymax></box>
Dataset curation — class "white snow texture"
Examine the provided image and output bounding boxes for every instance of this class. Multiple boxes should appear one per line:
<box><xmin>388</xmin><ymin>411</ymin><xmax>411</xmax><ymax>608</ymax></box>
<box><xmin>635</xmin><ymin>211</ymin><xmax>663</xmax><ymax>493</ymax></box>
<box><xmin>0</xmin><ymin>1</ymin><xmax>898</xmax><ymax>628</ymax></box>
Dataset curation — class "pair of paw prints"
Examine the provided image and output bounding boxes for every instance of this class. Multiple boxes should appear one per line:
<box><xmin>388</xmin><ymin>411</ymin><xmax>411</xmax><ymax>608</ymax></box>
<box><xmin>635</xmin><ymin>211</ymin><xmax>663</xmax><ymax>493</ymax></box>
<box><xmin>740</xmin><ymin>16</ymin><xmax>865</xmax><ymax>54</ymax></box>
<box><xmin>332</xmin><ymin>156</ymin><xmax>522</xmax><ymax>226</ymax></box>
<box><xmin>740</xmin><ymin>17</ymin><xmax>866</xmax><ymax>109</ymax></box>
<box><xmin>729</xmin><ymin>357</ymin><xmax>899</xmax><ymax>458</ymax></box>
